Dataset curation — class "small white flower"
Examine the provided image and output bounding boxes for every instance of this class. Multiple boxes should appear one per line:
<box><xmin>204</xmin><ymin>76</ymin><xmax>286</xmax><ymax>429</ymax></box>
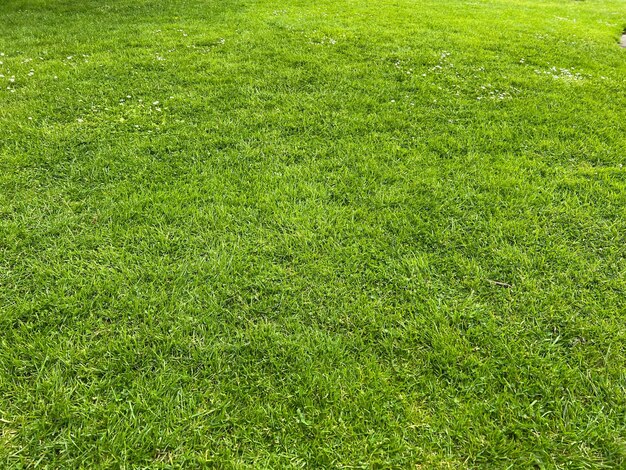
<box><xmin>67</xmin><ymin>56</ymin><xmax>73</xmax><ymax>60</ymax></box>
<box><xmin>153</xmin><ymin>101</ymin><xmax>159</xmax><ymax>105</ymax></box>
<box><xmin>28</xmin><ymin>117</ymin><xmax>32</xmax><ymax>120</ymax></box>
<box><xmin>77</xmin><ymin>118</ymin><xmax>84</xmax><ymax>123</ymax></box>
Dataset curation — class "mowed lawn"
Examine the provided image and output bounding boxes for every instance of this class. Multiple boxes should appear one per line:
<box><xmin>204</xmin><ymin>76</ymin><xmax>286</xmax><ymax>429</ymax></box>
<box><xmin>1</xmin><ymin>0</ymin><xmax>625</xmax><ymax>467</ymax></box>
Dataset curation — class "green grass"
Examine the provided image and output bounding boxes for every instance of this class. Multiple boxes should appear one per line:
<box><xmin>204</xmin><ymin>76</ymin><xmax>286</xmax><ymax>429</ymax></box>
<box><xmin>1</xmin><ymin>0</ymin><xmax>626</xmax><ymax>467</ymax></box>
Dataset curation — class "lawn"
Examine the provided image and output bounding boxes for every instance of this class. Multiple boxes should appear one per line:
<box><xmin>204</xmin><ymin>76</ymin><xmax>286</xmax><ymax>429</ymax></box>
<box><xmin>1</xmin><ymin>0</ymin><xmax>625</xmax><ymax>467</ymax></box>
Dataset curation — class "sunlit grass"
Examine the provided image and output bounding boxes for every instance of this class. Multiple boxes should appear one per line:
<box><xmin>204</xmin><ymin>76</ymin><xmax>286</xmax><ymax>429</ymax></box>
<box><xmin>1</xmin><ymin>0</ymin><xmax>625</xmax><ymax>467</ymax></box>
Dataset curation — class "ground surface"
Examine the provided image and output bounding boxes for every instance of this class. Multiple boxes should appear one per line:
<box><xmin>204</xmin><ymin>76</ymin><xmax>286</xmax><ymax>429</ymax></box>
<box><xmin>1</xmin><ymin>0</ymin><xmax>625</xmax><ymax>467</ymax></box>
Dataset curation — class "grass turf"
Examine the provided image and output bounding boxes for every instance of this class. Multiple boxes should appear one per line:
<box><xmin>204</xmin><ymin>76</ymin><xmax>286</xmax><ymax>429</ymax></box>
<box><xmin>1</xmin><ymin>0</ymin><xmax>626</xmax><ymax>467</ymax></box>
